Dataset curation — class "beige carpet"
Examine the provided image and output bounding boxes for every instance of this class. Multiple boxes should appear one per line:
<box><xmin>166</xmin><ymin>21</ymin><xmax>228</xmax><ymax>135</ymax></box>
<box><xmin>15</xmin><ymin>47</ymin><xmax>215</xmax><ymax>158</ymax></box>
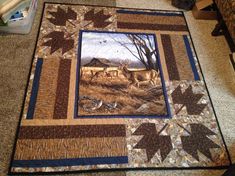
<box><xmin>0</xmin><ymin>0</ymin><xmax>234</xmax><ymax>175</ymax></box>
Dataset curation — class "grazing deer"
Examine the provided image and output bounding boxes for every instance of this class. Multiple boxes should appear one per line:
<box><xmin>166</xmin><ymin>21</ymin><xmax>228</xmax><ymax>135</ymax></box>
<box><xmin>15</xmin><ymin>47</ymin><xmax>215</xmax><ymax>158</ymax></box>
<box><xmin>105</xmin><ymin>69</ymin><xmax>119</xmax><ymax>79</ymax></box>
<box><xmin>119</xmin><ymin>65</ymin><xmax>160</xmax><ymax>88</ymax></box>
<box><xmin>90</xmin><ymin>67</ymin><xmax>108</xmax><ymax>81</ymax></box>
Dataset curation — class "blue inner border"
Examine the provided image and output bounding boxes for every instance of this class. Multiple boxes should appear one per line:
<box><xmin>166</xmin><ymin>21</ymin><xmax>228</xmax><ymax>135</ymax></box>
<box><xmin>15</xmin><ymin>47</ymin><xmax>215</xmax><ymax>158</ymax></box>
<box><xmin>183</xmin><ymin>35</ymin><xmax>200</xmax><ymax>81</ymax></box>
<box><xmin>26</xmin><ymin>58</ymin><xmax>43</xmax><ymax>119</ymax></box>
<box><xmin>12</xmin><ymin>156</ymin><xmax>128</xmax><ymax>168</ymax></box>
<box><xmin>74</xmin><ymin>30</ymin><xmax>171</xmax><ymax>119</ymax></box>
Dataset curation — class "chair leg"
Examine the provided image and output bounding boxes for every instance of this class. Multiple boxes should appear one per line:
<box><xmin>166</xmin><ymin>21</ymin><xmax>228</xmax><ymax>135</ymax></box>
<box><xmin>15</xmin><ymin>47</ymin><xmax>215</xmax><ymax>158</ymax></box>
<box><xmin>212</xmin><ymin>20</ymin><xmax>225</xmax><ymax>36</ymax></box>
<box><xmin>222</xmin><ymin>164</ymin><xmax>235</xmax><ymax>176</ymax></box>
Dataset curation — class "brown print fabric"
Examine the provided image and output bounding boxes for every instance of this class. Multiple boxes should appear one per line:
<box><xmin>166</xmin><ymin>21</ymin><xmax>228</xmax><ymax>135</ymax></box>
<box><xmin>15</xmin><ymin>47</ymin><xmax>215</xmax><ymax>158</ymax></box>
<box><xmin>170</xmin><ymin>35</ymin><xmax>195</xmax><ymax>80</ymax></box>
<box><xmin>53</xmin><ymin>59</ymin><xmax>71</xmax><ymax>119</ymax></box>
<box><xmin>133</xmin><ymin>123</ymin><xmax>172</xmax><ymax>162</ymax></box>
<box><xmin>33</xmin><ymin>58</ymin><xmax>60</xmax><ymax>119</ymax></box>
<box><xmin>180</xmin><ymin>124</ymin><xmax>220</xmax><ymax>161</ymax></box>
<box><xmin>172</xmin><ymin>85</ymin><xmax>207</xmax><ymax>115</ymax></box>
<box><xmin>43</xmin><ymin>31</ymin><xmax>74</xmax><ymax>54</ymax></box>
<box><xmin>117</xmin><ymin>22</ymin><xmax>188</xmax><ymax>31</ymax></box>
<box><xmin>48</xmin><ymin>6</ymin><xmax>77</xmax><ymax>26</ymax></box>
<box><xmin>117</xmin><ymin>13</ymin><xmax>186</xmax><ymax>26</ymax></box>
<box><xmin>18</xmin><ymin>124</ymin><xmax>126</xmax><ymax>139</ymax></box>
<box><xmin>161</xmin><ymin>34</ymin><xmax>180</xmax><ymax>80</ymax></box>
<box><xmin>84</xmin><ymin>9</ymin><xmax>112</xmax><ymax>28</ymax></box>
<box><xmin>14</xmin><ymin>137</ymin><xmax>127</xmax><ymax>160</ymax></box>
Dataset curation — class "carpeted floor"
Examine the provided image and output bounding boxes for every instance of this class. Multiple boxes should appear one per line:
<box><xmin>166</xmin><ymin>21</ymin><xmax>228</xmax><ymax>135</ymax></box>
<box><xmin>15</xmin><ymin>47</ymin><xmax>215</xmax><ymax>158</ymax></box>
<box><xmin>0</xmin><ymin>0</ymin><xmax>234</xmax><ymax>176</ymax></box>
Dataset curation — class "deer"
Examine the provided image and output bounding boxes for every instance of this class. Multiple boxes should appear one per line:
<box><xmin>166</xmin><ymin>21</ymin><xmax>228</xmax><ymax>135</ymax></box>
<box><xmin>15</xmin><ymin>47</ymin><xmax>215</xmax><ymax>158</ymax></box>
<box><xmin>90</xmin><ymin>67</ymin><xmax>109</xmax><ymax>81</ymax></box>
<box><xmin>119</xmin><ymin>63</ymin><xmax>160</xmax><ymax>88</ymax></box>
<box><xmin>90</xmin><ymin>67</ymin><xmax>120</xmax><ymax>81</ymax></box>
<box><xmin>105</xmin><ymin>68</ymin><xmax>119</xmax><ymax>79</ymax></box>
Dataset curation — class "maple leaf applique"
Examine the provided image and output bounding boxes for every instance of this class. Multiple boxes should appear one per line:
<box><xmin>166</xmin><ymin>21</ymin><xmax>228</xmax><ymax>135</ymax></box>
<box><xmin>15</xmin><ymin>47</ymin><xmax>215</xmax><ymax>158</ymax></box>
<box><xmin>48</xmin><ymin>6</ymin><xmax>77</xmax><ymax>26</ymax></box>
<box><xmin>179</xmin><ymin>123</ymin><xmax>220</xmax><ymax>161</ymax></box>
<box><xmin>84</xmin><ymin>9</ymin><xmax>112</xmax><ymax>28</ymax></box>
<box><xmin>133</xmin><ymin>123</ymin><xmax>173</xmax><ymax>162</ymax></box>
<box><xmin>172</xmin><ymin>85</ymin><xmax>207</xmax><ymax>115</ymax></box>
<box><xmin>42</xmin><ymin>31</ymin><xmax>74</xmax><ymax>55</ymax></box>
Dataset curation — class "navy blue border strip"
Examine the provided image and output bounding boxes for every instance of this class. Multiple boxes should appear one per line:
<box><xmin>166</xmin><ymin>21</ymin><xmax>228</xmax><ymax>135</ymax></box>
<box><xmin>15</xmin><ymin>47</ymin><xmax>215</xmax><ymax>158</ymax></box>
<box><xmin>74</xmin><ymin>30</ymin><xmax>171</xmax><ymax>119</ymax></box>
<box><xmin>183</xmin><ymin>35</ymin><xmax>200</xmax><ymax>81</ymax></box>
<box><xmin>12</xmin><ymin>156</ymin><xmax>128</xmax><ymax>168</ymax></box>
<box><xmin>153</xmin><ymin>34</ymin><xmax>172</xmax><ymax>118</ymax></box>
<box><xmin>26</xmin><ymin>58</ymin><xmax>43</xmax><ymax>119</ymax></box>
<box><xmin>73</xmin><ymin>31</ymin><xmax>83</xmax><ymax>118</ymax></box>
<box><xmin>116</xmin><ymin>9</ymin><xmax>183</xmax><ymax>17</ymax></box>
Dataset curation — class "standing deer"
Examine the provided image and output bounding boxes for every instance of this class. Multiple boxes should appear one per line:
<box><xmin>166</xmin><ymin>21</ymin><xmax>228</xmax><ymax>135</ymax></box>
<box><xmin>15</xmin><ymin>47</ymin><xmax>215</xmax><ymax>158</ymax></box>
<box><xmin>119</xmin><ymin>64</ymin><xmax>160</xmax><ymax>88</ymax></box>
<box><xmin>105</xmin><ymin>68</ymin><xmax>119</xmax><ymax>79</ymax></box>
<box><xmin>90</xmin><ymin>67</ymin><xmax>119</xmax><ymax>81</ymax></box>
<box><xmin>90</xmin><ymin>67</ymin><xmax>108</xmax><ymax>81</ymax></box>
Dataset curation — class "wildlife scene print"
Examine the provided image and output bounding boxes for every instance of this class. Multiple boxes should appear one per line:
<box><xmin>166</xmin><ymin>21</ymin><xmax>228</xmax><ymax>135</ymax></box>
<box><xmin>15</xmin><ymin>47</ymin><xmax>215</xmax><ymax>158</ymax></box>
<box><xmin>78</xmin><ymin>31</ymin><xmax>169</xmax><ymax>117</ymax></box>
<box><xmin>9</xmin><ymin>3</ymin><xmax>231</xmax><ymax>174</ymax></box>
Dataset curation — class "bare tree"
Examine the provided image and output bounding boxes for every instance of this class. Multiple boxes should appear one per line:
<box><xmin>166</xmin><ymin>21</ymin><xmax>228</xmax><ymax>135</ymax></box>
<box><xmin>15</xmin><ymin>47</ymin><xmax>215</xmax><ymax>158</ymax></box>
<box><xmin>110</xmin><ymin>34</ymin><xmax>159</xmax><ymax>71</ymax></box>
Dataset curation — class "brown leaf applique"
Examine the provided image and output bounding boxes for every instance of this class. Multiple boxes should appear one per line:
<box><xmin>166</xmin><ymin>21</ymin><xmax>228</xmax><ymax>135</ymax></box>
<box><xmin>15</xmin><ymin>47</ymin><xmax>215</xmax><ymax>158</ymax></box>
<box><xmin>42</xmin><ymin>31</ymin><xmax>74</xmax><ymax>55</ymax></box>
<box><xmin>48</xmin><ymin>6</ymin><xmax>77</xmax><ymax>26</ymax></box>
<box><xmin>172</xmin><ymin>85</ymin><xmax>207</xmax><ymax>115</ymax></box>
<box><xmin>133</xmin><ymin>123</ymin><xmax>172</xmax><ymax>162</ymax></box>
<box><xmin>84</xmin><ymin>9</ymin><xmax>112</xmax><ymax>28</ymax></box>
<box><xmin>179</xmin><ymin>123</ymin><xmax>220</xmax><ymax>161</ymax></box>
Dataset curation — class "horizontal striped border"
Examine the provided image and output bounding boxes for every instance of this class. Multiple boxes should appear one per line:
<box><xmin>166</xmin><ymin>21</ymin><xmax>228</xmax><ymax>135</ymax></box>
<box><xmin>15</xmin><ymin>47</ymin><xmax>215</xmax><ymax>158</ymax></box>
<box><xmin>12</xmin><ymin>156</ymin><xmax>128</xmax><ymax>168</ymax></box>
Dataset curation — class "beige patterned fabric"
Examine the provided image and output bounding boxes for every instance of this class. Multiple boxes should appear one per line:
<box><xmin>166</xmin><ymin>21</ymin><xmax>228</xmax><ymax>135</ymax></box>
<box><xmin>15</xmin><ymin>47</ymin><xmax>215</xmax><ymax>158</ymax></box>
<box><xmin>215</xmin><ymin>0</ymin><xmax>235</xmax><ymax>42</ymax></box>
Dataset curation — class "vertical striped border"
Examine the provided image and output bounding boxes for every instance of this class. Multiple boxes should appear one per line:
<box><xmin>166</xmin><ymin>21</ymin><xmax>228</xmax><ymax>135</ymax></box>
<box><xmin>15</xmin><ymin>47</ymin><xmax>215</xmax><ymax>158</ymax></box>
<box><xmin>26</xmin><ymin>58</ymin><xmax>43</xmax><ymax>119</ymax></box>
<box><xmin>183</xmin><ymin>35</ymin><xmax>200</xmax><ymax>81</ymax></box>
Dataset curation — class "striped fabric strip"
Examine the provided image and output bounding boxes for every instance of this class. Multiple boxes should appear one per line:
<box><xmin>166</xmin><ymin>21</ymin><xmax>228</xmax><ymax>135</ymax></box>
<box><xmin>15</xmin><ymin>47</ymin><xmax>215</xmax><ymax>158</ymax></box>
<box><xmin>183</xmin><ymin>35</ymin><xmax>200</xmax><ymax>80</ymax></box>
<box><xmin>53</xmin><ymin>59</ymin><xmax>71</xmax><ymax>119</ymax></box>
<box><xmin>12</xmin><ymin>156</ymin><xmax>128</xmax><ymax>168</ymax></box>
<box><xmin>117</xmin><ymin>22</ymin><xmax>187</xmax><ymax>31</ymax></box>
<box><xmin>116</xmin><ymin>10</ymin><xmax>187</xmax><ymax>32</ymax></box>
<box><xmin>117</xmin><ymin>13</ymin><xmax>186</xmax><ymax>26</ymax></box>
<box><xmin>33</xmin><ymin>58</ymin><xmax>60</xmax><ymax>119</ymax></box>
<box><xmin>18</xmin><ymin>124</ymin><xmax>126</xmax><ymax>139</ymax></box>
<box><xmin>161</xmin><ymin>34</ymin><xmax>180</xmax><ymax>80</ymax></box>
<box><xmin>14</xmin><ymin>137</ymin><xmax>127</xmax><ymax>160</ymax></box>
<box><xmin>116</xmin><ymin>9</ymin><xmax>184</xmax><ymax>17</ymax></box>
<box><xmin>170</xmin><ymin>35</ymin><xmax>195</xmax><ymax>80</ymax></box>
<box><xmin>26</xmin><ymin>58</ymin><xmax>43</xmax><ymax>119</ymax></box>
